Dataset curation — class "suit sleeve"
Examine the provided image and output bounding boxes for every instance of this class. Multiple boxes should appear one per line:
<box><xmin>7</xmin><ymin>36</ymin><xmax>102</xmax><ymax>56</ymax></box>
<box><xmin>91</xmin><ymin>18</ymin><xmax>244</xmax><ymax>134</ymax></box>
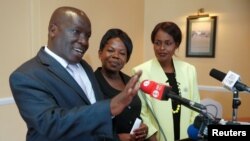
<box><xmin>9</xmin><ymin>71</ymin><xmax>113</xmax><ymax>140</ymax></box>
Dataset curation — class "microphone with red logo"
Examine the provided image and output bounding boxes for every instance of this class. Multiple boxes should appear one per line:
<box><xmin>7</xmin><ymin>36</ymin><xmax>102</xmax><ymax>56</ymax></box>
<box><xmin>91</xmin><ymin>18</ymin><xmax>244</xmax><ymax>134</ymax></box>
<box><xmin>139</xmin><ymin>79</ymin><xmax>171</xmax><ymax>100</ymax></box>
<box><xmin>140</xmin><ymin>80</ymin><xmax>206</xmax><ymax>110</ymax></box>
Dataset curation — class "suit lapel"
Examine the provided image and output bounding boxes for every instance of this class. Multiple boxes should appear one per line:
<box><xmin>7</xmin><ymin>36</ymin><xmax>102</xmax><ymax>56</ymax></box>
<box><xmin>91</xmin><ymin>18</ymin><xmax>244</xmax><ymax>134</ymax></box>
<box><xmin>150</xmin><ymin>58</ymin><xmax>168</xmax><ymax>84</ymax></box>
<box><xmin>37</xmin><ymin>48</ymin><xmax>91</xmax><ymax>104</ymax></box>
<box><xmin>79</xmin><ymin>61</ymin><xmax>104</xmax><ymax>101</ymax></box>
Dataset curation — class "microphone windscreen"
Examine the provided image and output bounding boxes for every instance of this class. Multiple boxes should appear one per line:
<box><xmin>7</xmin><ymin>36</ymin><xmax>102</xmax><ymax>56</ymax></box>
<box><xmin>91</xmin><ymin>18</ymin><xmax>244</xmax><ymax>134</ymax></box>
<box><xmin>187</xmin><ymin>124</ymin><xmax>199</xmax><ymax>140</ymax></box>
<box><xmin>140</xmin><ymin>80</ymin><xmax>171</xmax><ymax>100</ymax></box>
<box><xmin>209</xmin><ymin>68</ymin><xmax>226</xmax><ymax>82</ymax></box>
<box><xmin>140</xmin><ymin>80</ymin><xmax>158</xmax><ymax>94</ymax></box>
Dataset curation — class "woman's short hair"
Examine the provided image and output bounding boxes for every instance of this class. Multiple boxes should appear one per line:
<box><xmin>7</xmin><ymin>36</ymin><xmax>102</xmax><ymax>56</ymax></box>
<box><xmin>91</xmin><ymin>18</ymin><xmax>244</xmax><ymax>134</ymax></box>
<box><xmin>151</xmin><ymin>21</ymin><xmax>182</xmax><ymax>47</ymax></box>
<box><xmin>99</xmin><ymin>28</ymin><xmax>133</xmax><ymax>62</ymax></box>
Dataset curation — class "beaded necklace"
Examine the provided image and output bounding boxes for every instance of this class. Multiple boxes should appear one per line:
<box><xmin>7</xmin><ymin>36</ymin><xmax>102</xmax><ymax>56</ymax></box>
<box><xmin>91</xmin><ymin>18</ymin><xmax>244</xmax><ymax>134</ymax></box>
<box><xmin>165</xmin><ymin>72</ymin><xmax>181</xmax><ymax>114</ymax></box>
<box><xmin>172</xmin><ymin>104</ymin><xmax>181</xmax><ymax>114</ymax></box>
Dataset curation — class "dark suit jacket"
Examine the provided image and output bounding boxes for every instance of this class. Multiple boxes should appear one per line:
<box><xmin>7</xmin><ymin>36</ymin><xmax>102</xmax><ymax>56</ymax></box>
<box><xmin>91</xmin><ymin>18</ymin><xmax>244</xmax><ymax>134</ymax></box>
<box><xmin>9</xmin><ymin>47</ymin><xmax>114</xmax><ymax>141</ymax></box>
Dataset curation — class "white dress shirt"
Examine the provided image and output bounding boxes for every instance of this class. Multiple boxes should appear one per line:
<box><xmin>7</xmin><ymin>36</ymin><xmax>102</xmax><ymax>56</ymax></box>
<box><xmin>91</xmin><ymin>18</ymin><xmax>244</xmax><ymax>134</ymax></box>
<box><xmin>44</xmin><ymin>46</ymin><xmax>96</xmax><ymax>104</ymax></box>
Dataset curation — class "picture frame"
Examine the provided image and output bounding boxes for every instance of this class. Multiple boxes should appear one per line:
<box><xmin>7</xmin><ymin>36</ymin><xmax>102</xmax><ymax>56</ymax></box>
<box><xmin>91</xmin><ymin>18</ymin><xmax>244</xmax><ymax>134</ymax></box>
<box><xmin>186</xmin><ymin>16</ymin><xmax>217</xmax><ymax>57</ymax></box>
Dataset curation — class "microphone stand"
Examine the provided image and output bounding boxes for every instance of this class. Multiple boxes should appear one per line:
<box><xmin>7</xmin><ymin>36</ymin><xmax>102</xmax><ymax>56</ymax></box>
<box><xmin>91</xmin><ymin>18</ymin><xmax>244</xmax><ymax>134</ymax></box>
<box><xmin>232</xmin><ymin>87</ymin><xmax>241</xmax><ymax>122</ymax></box>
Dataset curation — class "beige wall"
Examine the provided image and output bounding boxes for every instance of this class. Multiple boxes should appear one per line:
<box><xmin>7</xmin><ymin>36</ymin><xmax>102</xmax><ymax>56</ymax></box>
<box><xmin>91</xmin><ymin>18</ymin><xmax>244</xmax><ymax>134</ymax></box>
<box><xmin>144</xmin><ymin>0</ymin><xmax>250</xmax><ymax>120</ymax></box>
<box><xmin>0</xmin><ymin>0</ymin><xmax>249</xmax><ymax>140</ymax></box>
<box><xmin>0</xmin><ymin>1</ymin><xmax>31</xmax><ymax>140</ymax></box>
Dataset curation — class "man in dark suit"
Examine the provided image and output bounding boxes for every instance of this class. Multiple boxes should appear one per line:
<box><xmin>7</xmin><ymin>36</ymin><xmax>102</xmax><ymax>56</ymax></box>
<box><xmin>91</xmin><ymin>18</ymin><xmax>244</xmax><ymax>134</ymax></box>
<box><xmin>9</xmin><ymin>6</ymin><xmax>142</xmax><ymax>141</ymax></box>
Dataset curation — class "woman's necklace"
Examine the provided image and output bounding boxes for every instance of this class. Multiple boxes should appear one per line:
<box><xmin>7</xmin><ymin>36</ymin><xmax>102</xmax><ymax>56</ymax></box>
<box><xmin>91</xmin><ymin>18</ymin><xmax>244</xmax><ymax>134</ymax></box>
<box><xmin>172</xmin><ymin>104</ymin><xmax>181</xmax><ymax>114</ymax></box>
<box><xmin>165</xmin><ymin>71</ymin><xmax>181</xmax><ymax>114</ymax></box>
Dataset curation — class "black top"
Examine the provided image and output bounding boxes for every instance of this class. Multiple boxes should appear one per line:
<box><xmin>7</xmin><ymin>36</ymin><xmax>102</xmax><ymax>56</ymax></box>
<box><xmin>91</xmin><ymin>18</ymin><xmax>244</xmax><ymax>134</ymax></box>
<box><xmin>166</xmin><ymin>72</ymin><xmax>181</xmax><ymax>141</ymax></box>
<box><xmin>94</xmin><ymin>67</ymin><xmax>142</xmax><ymax>133</ymax></box>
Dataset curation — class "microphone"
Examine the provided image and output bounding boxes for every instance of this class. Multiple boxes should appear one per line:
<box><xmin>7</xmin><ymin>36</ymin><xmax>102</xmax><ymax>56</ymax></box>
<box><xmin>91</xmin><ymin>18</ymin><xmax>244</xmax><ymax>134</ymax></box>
<box><xmin>187</xmin><ymin>124</ymin><xmax>199</xmax><ymax>140</ymax></box>
<box><xmin>187</xmin><ymin>115</ymin><xmax>204</xmax><ymax>140</ymax></box>
<box><xmin>209</xmin><ymin>68</ymin><xmax>250</xmax><ymax>92</ymax></box>
<box><xmin>140</xmin><ymin>80</ymin><xmax>206</xmax><ymax>110</ymax></box>
<box><xmin>187</xmin><ymin>115</ymin><xmax>211</xmax><ymax>140</ymax></box>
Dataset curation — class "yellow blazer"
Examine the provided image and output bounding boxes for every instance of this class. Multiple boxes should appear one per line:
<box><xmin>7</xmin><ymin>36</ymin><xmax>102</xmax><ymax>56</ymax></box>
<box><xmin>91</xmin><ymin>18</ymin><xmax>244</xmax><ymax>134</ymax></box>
<box><xmin>132</xmin><ymin>58</ymin><xmax>200</xmax><ymax>141</ymax></box>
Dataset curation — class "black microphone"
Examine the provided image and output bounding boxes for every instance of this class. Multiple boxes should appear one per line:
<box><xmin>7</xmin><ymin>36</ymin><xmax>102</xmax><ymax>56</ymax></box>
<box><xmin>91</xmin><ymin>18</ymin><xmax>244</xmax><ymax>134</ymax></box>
<box><xmin>187</xmin><ymin>115</ymin><xmax>209</xmax><ymax>140</ymax></box>
<box><xmin>209</xmin><ymin>68</ymin><xmax>250</xmax><ymax>92</ymax></box>
<box><xmin>140</xmin><ymin>80</ymin><xmax>206</xmax><ymax>110</ymax></box>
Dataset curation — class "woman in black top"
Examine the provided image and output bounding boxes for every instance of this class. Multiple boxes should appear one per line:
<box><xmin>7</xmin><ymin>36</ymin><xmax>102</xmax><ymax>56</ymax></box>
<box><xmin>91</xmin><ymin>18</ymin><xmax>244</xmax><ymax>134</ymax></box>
<box><xmin>94</xmin><ymin>28</ymin><xmax>157</xmax><ymax>141</ymax></box>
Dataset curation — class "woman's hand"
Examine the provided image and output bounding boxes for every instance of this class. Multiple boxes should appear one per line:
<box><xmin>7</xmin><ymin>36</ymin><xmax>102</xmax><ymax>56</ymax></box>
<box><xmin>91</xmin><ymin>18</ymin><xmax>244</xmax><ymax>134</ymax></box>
<box><xmin>133</xmin><ymin>123</ymin><xmax>148</xmax><ymax>141</ymax></box>
<box><xmin>118</xmin><ymin>133</ymin><xmax>136</xmax><ymax>141</ymax></box>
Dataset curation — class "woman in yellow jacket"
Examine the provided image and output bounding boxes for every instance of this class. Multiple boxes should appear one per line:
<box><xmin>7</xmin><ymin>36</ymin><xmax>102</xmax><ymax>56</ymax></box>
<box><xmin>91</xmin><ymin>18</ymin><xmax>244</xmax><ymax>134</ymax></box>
<box><xmin>132</xmin><ymin>21</ymin><xmax>200</xmax><ymax>141</ymax></box>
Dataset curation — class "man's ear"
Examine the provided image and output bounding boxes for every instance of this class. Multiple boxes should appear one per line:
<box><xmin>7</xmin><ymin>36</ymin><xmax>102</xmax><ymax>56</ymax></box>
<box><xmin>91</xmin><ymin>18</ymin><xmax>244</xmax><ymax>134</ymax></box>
<box><xmin>48</xmin><ymin>24</ymin><xmax>57</xmax><ymax>37</ymax></box>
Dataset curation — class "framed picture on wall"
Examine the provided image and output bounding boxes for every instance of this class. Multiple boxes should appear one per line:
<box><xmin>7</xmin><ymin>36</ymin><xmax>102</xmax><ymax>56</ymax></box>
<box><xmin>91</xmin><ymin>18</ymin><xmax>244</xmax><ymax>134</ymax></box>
<box><xmin>186</xmin><ymin>16</ymin><xmax>217</xmax><ymax>57</ymax></box>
